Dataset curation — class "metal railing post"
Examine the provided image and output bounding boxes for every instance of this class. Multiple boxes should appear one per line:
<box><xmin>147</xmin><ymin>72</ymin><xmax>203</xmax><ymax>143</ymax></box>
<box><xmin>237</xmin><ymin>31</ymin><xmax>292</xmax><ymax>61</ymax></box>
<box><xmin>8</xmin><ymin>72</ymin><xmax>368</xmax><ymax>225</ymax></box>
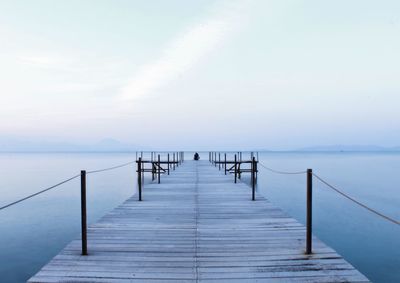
<box><xmin>151</xmin><ymin>152</ymin><xmax>155</xmax><ymax>181</ymax></box>
<box><xmin>255</xmin><ymin>153</ymin><xmax>258</xmax><ymax>180</ymax></box>
<box><xmin>137</xmin><ymin>158</ymin><xmax>142</xmax><ymax>201</ymax></box>
<box><xmin>252</xmin><ymin>157</ymin><xmax>256</xmax><ymax>201</ymax></box>
<box><xmin>167</xmin><ymin>153</ymin><xmax>170</xmax><ymax>175</ymax></box>
<box><xmin>224</xmin><ymin>153</ymin><xmax>227</xmax><ymax>175</ymax></box>
<box><xmin>158</xmin><ymin>154</ymin><xmax>161</xmax><ymax>184</ymax></box>
<box><xmin>234</xmin><ymin>154</ymin><xmax>237</xmax><ymax>183</ymax></box>
<box><xmin>306</xmin><ymin>168</ymin><xmax>313</xmax><ymax>254</ymax></box>
<box><xmin>80</xmin><ymin>170</ymin><xmax>88</xmax><ymax>255</ymax></box>
<box><xmin>238</xmin><ymin>161</ymin><xmax>241</xmax><ymax>180</ymax></box>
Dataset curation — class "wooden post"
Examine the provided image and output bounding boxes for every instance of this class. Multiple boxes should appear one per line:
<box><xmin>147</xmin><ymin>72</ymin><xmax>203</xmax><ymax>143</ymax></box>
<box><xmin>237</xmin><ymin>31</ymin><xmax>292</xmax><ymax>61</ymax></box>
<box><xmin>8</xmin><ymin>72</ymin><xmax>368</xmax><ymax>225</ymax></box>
<box><xmin>167</xmin><ymin>153</ymin><xmax>170</xmax><ymax>175</ymax></box>
<box><xmin>234</xmin><ymin>154</ymin><xmax>237</xmax><ymax>183</ymax></box>
<box><xmin>151</xmin><ymin>152</ymin><xmax>155</xmax><ymax>181</ymax></box>
<box><xmin>173</xmin><ymin>153</ymin><xmax>175</xmax><ymax>170</ymax></box>
<box><xmin>218</xmin><ymin>153</ymin><xmax>221</xmax><ymax>171</ymax></box>
<box><xmin>80</xmin><ymin>170</ymin><xmax>88</xmax><ymax>255</ymax></box>
<box><xmin>306</xmin><ymin>169</ymin><xmax>313</xmax><ymax>254</ymax></box>
<box><xmin>158</xmin><ymin>154</ymin><xmax>161</xmax><ymax>184</ymax></box>
<box><xmin>252</xmin><ymin>157</ymin><xmax>256</xmax><ymax>201</ymax></box>
<box><xmin>152</xmin><ymin>162</ymin><xmax>155</xmax><ymax>181</ymax></box>
<box><xmin>255</xmin><ymin>152</ymin><xmax>258</xmax><ymax>180</ymax></box>
<box><xmin>209</xmin><ymin>152</ymin><xmax>211</xmax><ymax>162</ymax></box>
<box><xmin>224</xmin><ymin>153</ymin><xmax>227</xmax><ymax>175</ymax></box>
<box><xmin>137</xmin><ymin>158</ymin><xmax>142</xmax><ymax>201</ymax></box>
<box><xmin>214</xmin><ymin>152</ymin><xmax>217</xmax><ymax>167</ymax></box>
<box><xmin>141</xmin><ymin>160</ymin><xmax>144</xmax><ymax>185</ymax></box>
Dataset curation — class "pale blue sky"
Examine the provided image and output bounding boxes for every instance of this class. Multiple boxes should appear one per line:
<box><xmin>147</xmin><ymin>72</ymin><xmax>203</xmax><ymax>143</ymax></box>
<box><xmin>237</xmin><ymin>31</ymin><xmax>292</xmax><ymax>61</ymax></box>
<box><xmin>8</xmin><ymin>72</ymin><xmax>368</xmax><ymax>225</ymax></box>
<box><xmin>1</xmin><ymin>0</ymin><xmax>399</xmax><ymax>150</ymax></box>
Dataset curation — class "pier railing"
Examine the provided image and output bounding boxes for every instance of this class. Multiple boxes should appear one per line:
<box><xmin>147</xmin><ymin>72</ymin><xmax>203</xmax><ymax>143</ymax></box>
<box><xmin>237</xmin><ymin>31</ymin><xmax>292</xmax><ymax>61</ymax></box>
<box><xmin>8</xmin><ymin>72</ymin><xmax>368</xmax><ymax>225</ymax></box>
<box><xmin>209</xmin><ymin>151</ymin><xmax>258</xmax><ymax>200</ymax></box>
<box><xmin>0</xmin><ymin>151</ymin><xmax>184</xmax><ymax>256</ymax></box>
<box><xmin>135</xmin><ymin>152</ymin><xmax>184</xmax><ymax>201</ymax></box>
<box><xmin>208</xmin><ymin>151</ymin><xmax>399</xmax><ymax>255</ymax></box>
<box><xmin>258</xmin><ymin>159</ymin><xmax>399</xmax><ymax>255</ymax></box>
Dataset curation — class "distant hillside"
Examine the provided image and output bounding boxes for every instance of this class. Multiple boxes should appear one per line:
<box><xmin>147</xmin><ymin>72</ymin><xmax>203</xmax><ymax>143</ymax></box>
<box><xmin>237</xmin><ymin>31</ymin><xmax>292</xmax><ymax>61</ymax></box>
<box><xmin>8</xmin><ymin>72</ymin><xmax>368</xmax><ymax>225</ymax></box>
<box><xmin>0</xmin><ymin>137</ymin><xmax>144</xmax><ymax>152</ymax></box>
<box><xmin>1</xmin><ymin>137</ymin><xmax>399</xmax><ymax>153</ymax></box>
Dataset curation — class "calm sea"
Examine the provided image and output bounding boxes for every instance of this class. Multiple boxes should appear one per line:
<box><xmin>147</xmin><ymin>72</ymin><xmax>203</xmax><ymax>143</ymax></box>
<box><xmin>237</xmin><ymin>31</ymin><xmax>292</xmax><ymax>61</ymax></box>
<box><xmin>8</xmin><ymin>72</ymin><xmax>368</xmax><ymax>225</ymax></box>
<box><xmin>0</xmin><ymin>152</ymin><xmax>399</xmax><ymax>282</ymax></box>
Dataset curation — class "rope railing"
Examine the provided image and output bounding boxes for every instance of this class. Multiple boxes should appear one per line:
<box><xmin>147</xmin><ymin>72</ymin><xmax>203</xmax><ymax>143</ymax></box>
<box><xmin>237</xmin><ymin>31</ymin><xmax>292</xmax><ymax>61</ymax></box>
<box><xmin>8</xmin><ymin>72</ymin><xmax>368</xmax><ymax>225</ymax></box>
<box><xmin>87</xmin><ymin>160</ymin><xmax>136</xmax><ymax>174</ymax></box>
<box><xmin>258</xmin><ymin>162</ymin><xmax>307</xmax><ymax>175</ymax></box>
<box><xmin>255</xmin><ymin>160</ymin><xmax>399</xmax><ymax>254</ymax></box>
<box><xmin>258</xmin><ymin>161</ymin><xmax>399</xmax><ymax>226</ymax></box>
<box><xmin>312</xmin><ymin>173</ymin><xmax>400</xmax><ymax>226</ymax></box>
<box><xmin>1</xmin><ymin>152</ymin><xmax>183</xmax><ymax>256</ymax></box>
<box><xmin>0</xmin><ymin>160</ymin><xmax>136</xmax><ymax>212</ymax></box>
<box><xmin>0</xmin><ymin>174</ymin><xmax>80</xmax><ymax>211</ymax></box>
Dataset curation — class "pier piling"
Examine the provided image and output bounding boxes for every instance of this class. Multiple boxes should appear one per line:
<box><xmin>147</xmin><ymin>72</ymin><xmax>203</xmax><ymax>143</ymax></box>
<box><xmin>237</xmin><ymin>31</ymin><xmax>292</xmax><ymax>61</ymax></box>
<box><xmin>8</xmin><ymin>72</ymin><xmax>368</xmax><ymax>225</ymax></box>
<box><xmin>306</xmin><ymin>168</ymin><xmax>313</xmax><ymax>254</ymax></box>
<box><xmin>80</xmin><ymin>170</ymin><xmax>87</xmax><ymax>256</ymax></box>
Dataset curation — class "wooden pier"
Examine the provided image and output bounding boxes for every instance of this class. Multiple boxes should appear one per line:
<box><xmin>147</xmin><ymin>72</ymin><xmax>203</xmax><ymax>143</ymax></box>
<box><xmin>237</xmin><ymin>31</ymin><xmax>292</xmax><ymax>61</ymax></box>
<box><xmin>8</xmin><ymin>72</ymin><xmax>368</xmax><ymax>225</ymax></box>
<box><xmin>29</xmin><ymin>159</ymin><xmax>369</xmax><ymax>282</ymax></box>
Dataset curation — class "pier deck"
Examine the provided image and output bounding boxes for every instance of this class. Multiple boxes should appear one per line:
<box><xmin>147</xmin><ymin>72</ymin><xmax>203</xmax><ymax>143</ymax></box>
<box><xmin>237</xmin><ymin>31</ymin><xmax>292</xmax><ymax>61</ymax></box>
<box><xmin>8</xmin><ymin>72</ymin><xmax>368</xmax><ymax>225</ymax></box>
<box><xmin>29</xmin><ymin>160</ymin><xmax>369</xmax><ymax>282</ymax></box>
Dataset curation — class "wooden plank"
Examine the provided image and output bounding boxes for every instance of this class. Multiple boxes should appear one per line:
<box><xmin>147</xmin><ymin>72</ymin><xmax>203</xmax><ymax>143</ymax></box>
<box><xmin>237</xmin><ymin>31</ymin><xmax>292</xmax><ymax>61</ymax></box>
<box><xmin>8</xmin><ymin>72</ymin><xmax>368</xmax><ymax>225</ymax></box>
<box><xmin>28</xmin><ymin>160</ymin><xmax>369</xmax><ymax>282</ymax></box>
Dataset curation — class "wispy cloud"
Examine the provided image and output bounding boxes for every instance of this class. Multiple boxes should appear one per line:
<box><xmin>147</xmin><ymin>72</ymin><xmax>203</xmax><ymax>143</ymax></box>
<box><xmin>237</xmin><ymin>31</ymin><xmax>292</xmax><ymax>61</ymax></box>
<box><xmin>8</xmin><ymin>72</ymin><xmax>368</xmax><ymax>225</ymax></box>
<box><xmin>17</xmin><ymin>55</ymin><xmax>61</xmax><ymax>68</ymax></box>
<box><xmin>13</xmin><ymin>53</ymin><xmax>126</xmax><ymax>95</ymax></box>
<box><xmin>119</xmin><ymin>0</ymin><xmax>250</xmax><ymax>102</ymax></box>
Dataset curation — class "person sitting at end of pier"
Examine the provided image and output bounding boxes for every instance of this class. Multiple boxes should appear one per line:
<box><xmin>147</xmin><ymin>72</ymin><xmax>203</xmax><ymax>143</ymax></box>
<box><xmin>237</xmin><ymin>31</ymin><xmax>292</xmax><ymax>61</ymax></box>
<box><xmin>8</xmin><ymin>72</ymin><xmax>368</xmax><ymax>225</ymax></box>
<box><xmin>194</xmin><ymin>152</ymin><xmax>200</xmax><ymax>160</ymax></box>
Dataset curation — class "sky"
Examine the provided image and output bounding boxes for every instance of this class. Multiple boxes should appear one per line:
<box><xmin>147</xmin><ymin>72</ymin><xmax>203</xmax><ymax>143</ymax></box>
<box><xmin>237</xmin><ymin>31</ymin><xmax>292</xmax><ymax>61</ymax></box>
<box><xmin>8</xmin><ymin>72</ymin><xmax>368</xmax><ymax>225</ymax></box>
<box><xmin>0</xmin><ymin>0</ymin><xmax>400</xmax><ymax>150</ymax></box>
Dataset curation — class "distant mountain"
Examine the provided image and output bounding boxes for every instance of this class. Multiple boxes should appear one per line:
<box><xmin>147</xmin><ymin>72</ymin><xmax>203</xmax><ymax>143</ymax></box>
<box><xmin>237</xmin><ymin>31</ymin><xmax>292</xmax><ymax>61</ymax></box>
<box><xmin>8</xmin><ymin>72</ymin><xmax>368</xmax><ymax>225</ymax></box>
<box><xmin>298</xmin><ymin>145</ymin><xmax>400</xmax><ymax>152</ymax></box>
<box><xmin>0</xmin><ymin>137</ymin><xmax>144</xmax><ymax>152</ymax></box>
<box><xmin>0</xmin><ymin>137</ymin><xmax>399</xmax><ymax>153</ymax></box>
